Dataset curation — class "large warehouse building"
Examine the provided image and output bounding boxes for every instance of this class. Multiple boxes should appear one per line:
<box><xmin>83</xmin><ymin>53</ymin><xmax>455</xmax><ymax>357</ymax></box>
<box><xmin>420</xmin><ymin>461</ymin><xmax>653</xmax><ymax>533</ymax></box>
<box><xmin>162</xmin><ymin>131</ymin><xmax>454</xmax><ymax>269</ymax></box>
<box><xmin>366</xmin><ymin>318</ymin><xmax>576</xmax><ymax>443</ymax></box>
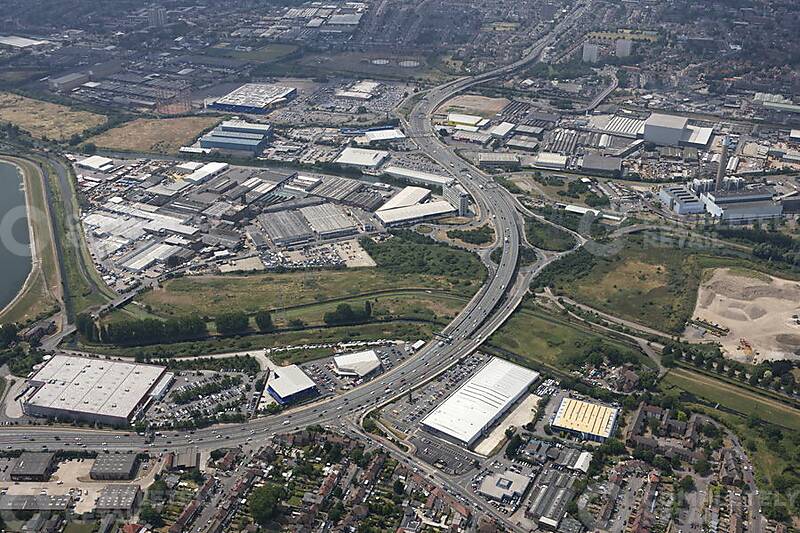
<box><xmin>209</xmin><ymin>83</ymin><xmax>296</xmax><ymax>114</ymax></box>
<box><xmin>421</xmin><ymin>358</ymin><xmax>539</xmax><ymax>447</ymax></box>
<box><xmin>199</xmin><ymin>120</ymin><xmax>273</xmax><ymax>154</ymax></box>
<box><xmin>267</xmin><ymin>365</ymin><xmax>317</xmax><ymax>405</ymax></box>
<box><xmin>551</xmin><ymin>398</ymin><xmax>620</xmax><ymax>442</ymax></box>
<box><xmin>22</xmin><ymin>355</ymin><xmax>166</xmax><ymax>426</ymax></box>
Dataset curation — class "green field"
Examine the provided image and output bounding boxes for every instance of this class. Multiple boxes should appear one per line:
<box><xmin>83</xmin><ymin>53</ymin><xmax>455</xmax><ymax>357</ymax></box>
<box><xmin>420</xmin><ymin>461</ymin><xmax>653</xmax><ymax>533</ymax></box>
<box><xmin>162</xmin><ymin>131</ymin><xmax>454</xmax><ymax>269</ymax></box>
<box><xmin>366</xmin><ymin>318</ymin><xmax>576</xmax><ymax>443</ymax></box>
<box><xmin>488</xmin><ymin>305</ymin><xmax>652</xmax><ymax>372</ymax></box>
<box><xmin>537</xmin><ymin>236</ymin><xmax>764</xmax><ymax>334</ymax></box>
<box><xmin>553</xmin><ymin>236</ymin><xmax>800</xmax><ymax>334</ymax></box>
<box><xmin>663</xmin><ymin>368</ymin><xmax>800</xmax><ymax>431</ymax></box>
<box><xmin>204</xmin><ymin>44</ymin><xmax>299</xmax><ymax>63</ymax></box>
<box><xmin>524</xmin><ymin>217</ymin><xmax>575</xmax><ymax>252</ymax></box>
<box><xmin>135</xmin><ymin>270</ymin><xmax>473</xmax><ymax>320</ymax></box>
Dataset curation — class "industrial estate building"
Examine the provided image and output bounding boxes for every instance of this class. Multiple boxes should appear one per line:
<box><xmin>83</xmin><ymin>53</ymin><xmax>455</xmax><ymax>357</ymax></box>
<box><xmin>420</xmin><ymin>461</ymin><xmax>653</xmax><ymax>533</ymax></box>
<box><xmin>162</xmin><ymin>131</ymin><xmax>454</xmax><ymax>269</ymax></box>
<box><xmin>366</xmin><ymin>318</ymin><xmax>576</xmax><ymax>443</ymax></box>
<box><xmin>10</xmin><ymin>453</ymin><xmax>56</xmax><ymax>482</ymax></box>
<box><xmin>382</xmin><ymin>166</ymin><xmax>454</xmax><ymax>188</ymax></box>
<box><xmin>95</xmin><ymin>485</ymin><xmax>141</xmax><ymax>516</ymax></box>
<box><xmin>551</xmin><ymin>398</ymin><xmax>620</xmax><ymax>442</ymax></box>
<box><xmin>22</xmin><ymin>355</ymin><xmax>167</xmax><ymax>426</ymax></box>
<box><xmin>209</xmin><ymin>83</ymin><xmax>296</xmax><ymax>114</ymax></box>
<box><xmin>90</xmin><ymin>454</ymin><xmax>139</xmax><ymax>480</ymax></box>
<box><xmin>200</xmin><ymin>120</ymin><xmax>273</xmax><ymax>154</ymax></box>
<box><xmin>267</xmin><ymin>365</ymin><xmax>317</xmax><ymax>405</ymax></box>
<box><xmin>478</xmin><ymin>471</ymin><xmax>531</xmax><ymax>502</ymax></box>
<box><xmin>334</xmin><ymin>147</ymin><xmax>389</xmax><ymax>168</ymax></box>
<box><xmin>643</xmin><ymin>113</ymin><xmax>713</xmax><ymax>148</ymax></box>
<box><xmin>421</xmin><ymin>358</ymin><xmax>539</xmax><ymax>447</ymax></box>
<box><xmin>333</xmin><ymin>350</ymin><xmax>382</xmax><ymax>378</ymax></box>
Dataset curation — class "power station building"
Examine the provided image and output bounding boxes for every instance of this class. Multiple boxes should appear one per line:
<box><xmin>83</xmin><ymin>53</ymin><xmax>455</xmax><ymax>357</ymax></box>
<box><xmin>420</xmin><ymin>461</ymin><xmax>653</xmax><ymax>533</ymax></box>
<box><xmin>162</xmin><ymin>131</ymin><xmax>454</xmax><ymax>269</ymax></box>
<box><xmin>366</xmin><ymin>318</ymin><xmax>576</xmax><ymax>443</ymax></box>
<box><xmin>658</xmin><ymin>186</ymin><xmax>705</xmax><ymax>215</ymax></box>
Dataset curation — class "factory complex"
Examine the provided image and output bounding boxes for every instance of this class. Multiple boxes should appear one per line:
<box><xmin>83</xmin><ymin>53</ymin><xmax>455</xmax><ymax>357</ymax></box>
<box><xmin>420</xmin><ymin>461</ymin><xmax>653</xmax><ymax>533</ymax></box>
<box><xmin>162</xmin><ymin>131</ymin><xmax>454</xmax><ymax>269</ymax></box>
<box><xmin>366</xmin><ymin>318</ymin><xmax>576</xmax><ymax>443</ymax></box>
<box><xmin>21</xmin><ymin>355</ymin><xmax>168</xmax><ymax>426</ymax></box>
<box><xmin>421</xmin><ymin>358</ymin><xmax>540</xmax><ymax>447</ymax></box>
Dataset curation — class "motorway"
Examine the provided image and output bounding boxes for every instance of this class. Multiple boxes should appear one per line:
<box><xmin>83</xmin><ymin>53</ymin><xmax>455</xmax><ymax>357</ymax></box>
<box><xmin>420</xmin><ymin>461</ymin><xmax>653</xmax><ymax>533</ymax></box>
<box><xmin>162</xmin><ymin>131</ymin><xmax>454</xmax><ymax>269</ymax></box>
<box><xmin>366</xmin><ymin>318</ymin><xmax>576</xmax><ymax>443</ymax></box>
<box><xmin>0</xmin><ymin>4</ymin><xmax>590</xmax><ymax>529</ymax></box>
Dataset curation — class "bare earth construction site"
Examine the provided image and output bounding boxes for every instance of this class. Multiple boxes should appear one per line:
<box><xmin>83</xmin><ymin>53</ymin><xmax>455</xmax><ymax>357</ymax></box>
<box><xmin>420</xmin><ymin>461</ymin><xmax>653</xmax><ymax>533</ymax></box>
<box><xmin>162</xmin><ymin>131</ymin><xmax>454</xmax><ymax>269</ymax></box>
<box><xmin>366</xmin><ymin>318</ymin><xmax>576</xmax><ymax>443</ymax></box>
<box><xmin>693</xmin><ymin>268</ymin><xmax>800</xmax><ymax>362</ymax></box>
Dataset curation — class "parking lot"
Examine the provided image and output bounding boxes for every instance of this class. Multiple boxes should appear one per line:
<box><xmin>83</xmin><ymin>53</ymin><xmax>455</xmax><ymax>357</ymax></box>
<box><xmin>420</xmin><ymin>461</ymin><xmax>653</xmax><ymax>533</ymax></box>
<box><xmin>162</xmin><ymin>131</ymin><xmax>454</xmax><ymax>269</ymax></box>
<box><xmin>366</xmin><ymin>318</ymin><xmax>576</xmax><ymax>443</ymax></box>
<box><xmin>301</xmin><ymin>342</ymin><xmax>413</xmax><ymax>395</ymax></box>
<box><xmin>382</xmin><ymin>352</ymin><xmax>489</xmax><ymax>435</ymax></box>
<box><xmin>410</xmin><ymin>435</ymin><xmax>479</xmax><ymax>475</ymax></box>
<box><xmin>147</xmin><ymin>371</ymin><xmax>257</xmax><ymax>428</ymax></box>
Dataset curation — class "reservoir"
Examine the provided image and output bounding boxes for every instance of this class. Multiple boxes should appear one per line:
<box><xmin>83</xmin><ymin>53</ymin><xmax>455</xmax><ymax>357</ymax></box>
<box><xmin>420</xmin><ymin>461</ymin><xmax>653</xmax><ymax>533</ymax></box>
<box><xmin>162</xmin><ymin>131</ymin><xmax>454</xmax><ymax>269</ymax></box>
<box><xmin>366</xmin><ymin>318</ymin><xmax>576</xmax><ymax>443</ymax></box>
<box><xmin>0</xmin><ymin>161</ymin><xmax>32</xmax><ymax>311</ymax></box>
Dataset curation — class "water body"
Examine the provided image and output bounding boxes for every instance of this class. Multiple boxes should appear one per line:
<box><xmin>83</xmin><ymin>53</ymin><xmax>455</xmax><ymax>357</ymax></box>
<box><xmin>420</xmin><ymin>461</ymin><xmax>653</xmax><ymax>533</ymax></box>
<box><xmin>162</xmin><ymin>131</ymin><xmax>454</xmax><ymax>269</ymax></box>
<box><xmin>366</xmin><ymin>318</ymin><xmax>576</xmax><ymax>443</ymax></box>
<box><xmin>0</xmin><ymin>161</ymin><xmax>32</xmax><ymax>311</ymax></box>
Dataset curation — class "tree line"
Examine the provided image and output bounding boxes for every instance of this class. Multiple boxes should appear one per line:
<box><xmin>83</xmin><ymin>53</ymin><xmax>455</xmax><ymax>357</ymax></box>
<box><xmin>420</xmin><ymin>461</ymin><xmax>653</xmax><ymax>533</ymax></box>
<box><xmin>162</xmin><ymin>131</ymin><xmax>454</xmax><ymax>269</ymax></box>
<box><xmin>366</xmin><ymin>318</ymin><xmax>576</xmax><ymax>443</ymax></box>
<box><xmin>77</xmin><ymin>309</ymin><xmax>275</xmax><ymax>346</ymax></box>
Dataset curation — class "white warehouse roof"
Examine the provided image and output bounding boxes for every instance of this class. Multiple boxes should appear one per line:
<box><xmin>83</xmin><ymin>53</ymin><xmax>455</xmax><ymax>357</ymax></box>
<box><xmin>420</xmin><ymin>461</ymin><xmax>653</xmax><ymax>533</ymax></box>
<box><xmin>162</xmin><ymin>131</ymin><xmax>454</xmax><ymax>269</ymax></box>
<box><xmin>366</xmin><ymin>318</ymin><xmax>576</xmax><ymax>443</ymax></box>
<box><xmin>334</xmin><ymin>147</ymin><xmax>389</xmax><ymax>168</ymax></box>
<box><xmin>333</xmin><ymin>350</ymin><xmax>382</xmax><ymax>377</ymax></box>
<box><xmin>23</xmin><ymin>355</ymin><xmax>166</xmax><ymax>423</ymax></box>
<box><xmin>421</xmin><ymin>357</ymin><xmax>539</xmax><ymax>446</ymax></box>
<box><xmin>448</xmin><ymin>113</ymin><xmax>483</xmax><ymax>126</ymax></box>
<box><xmin>377</xmin><ymin>186</ymin><xmax>431</xmax><ymax>212</ymax></box>
<box><xmin>376</xmin><ymin>200</ymin><xmax>455</xmax><ymax>225</ymax></box>
<box><xmin>268</xmin><ymin>365</ymin><xmax>316</xmax><ymax>399</ymax></box>
<box><xmin>382</xmin><ymin>166</ymin><xmax>453</xmax><ymax>187</ymax></box>
<box><xmin>645</xmin><ymin>113</ymin><xmax>688</xmax><ymax>130</ymax></box>
<box><xmin>77</xmin><ymin>155</ymin><xmax>114</xmax><ymax>172</ymax></box>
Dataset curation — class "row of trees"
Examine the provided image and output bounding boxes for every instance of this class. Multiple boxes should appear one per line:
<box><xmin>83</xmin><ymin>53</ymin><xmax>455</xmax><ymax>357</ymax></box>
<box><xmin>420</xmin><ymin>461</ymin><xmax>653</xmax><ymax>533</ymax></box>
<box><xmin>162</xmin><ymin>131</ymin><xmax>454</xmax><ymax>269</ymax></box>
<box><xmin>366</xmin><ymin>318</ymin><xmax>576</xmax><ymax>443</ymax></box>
<box><xmin>323</xmin><ymin>302</ymin><xmax>372</xmax><ymax>326</ymax></box>
<box><xmin>78</xmin><ymin>309</ymin><xmax>276</xmax><ymax>346</ymax></box>
<box><xmin>716</xmin><ymin>227</ymin><xmax>800</xmax><ymax>268</ymax></box>
<box><xmin>77</xmin><ymin>314</ymin><xmax>208</xmax><ymax>346</ymax></box>
<box><xmin>663</xmin><ymin>342</ymin><xmax>800</xmax><ymax>395</ymax></box>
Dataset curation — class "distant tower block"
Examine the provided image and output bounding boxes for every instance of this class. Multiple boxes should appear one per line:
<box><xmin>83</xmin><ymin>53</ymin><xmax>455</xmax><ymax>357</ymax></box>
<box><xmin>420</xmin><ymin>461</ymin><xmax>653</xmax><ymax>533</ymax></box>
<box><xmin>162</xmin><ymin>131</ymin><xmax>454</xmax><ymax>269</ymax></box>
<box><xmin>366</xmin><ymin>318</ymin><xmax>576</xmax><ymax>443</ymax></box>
<box><xmin>615</xmin><ymin>39</ymin><xmax>633</xmax><ymax>58</ymax></box>
<box><xmin>716</xmin><ymin>136</ymin><xmax>729</xmax><ymax>190</ymax></box>
<box><xmin>582</xmin><ymin>43</ymin><xmax>600</xmax><ymax>63</ymax></box>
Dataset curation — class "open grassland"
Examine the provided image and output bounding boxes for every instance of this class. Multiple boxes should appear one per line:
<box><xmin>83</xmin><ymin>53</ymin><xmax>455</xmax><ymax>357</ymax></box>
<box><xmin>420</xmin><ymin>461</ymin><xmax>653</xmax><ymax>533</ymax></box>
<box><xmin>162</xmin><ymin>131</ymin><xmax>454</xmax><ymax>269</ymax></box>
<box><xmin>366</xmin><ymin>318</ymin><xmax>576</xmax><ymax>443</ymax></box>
<box><xmin>138</xmin><ymin>270</ymin><xmax>474</xmax><ymax>319</ymax></box>
<box><xmin>488</xmin><ymin>305</ymin><xmax>653</xmax><ymax>372</ymax></box>
<box><xmin>0</xmin><ymin>92</ymin><xmax>105</xmax><ymax>141</ymax></box>
<box><xmin>205</xmin><ymin>43</ymin><xmax>298</xmax><ymax>62</ymax></box>
<box><xmin>110</xmin><ymin>289</ymin><xmax>467</xmax><ymax>337</ymax></box>
<box><xmin>540</xmin><ymin>236</ymin><xmax>781</xmax><ymax>334</ymax></box>
<box><xmin>663</xmin><ymin>367</ymin><xmax>800</xmax><ymax>431</ymax></box>
<box><xmin>86</xmin><ymin>116</ymin><xmax>221</xmax><ymax>154</ymax></box>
